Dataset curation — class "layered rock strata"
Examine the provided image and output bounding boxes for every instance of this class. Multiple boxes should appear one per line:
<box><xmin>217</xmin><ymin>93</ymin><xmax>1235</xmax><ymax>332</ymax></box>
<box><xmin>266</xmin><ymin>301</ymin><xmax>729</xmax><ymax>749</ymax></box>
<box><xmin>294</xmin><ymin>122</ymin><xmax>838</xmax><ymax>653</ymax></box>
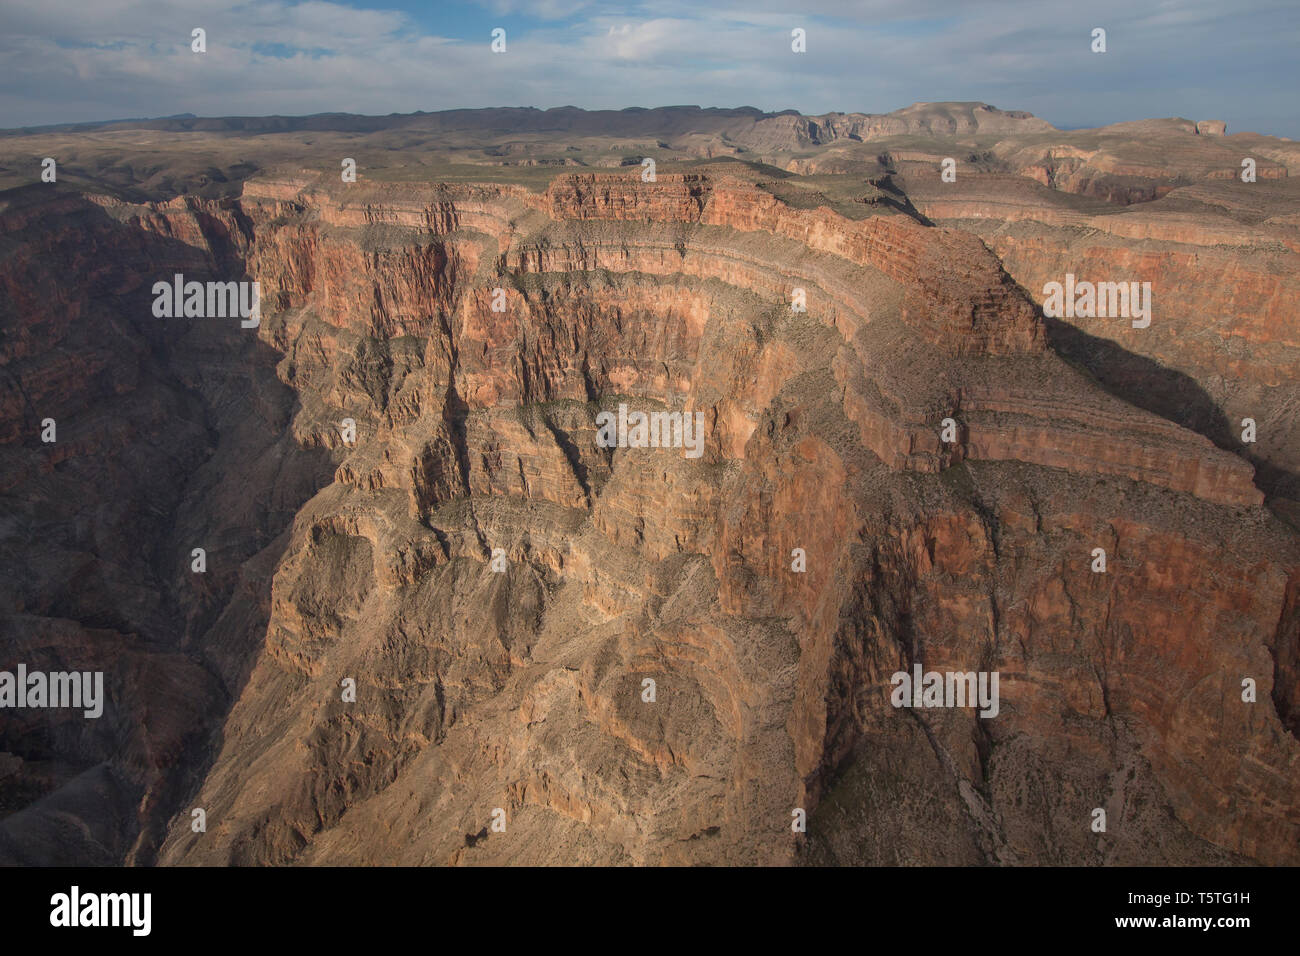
<box><xmin>1</xmin><ymin>167</ymin><xmax>1296</xmax><ymax>867</ymax></box>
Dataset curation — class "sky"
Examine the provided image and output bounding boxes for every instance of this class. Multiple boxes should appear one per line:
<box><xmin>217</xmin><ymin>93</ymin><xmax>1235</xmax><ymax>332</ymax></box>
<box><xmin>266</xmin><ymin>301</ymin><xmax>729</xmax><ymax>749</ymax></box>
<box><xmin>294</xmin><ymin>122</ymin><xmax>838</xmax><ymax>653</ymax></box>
<box><xmin>2</xmin><ymin>0</ymin><xmax>1297</xmax><ymax>136</ymax></box>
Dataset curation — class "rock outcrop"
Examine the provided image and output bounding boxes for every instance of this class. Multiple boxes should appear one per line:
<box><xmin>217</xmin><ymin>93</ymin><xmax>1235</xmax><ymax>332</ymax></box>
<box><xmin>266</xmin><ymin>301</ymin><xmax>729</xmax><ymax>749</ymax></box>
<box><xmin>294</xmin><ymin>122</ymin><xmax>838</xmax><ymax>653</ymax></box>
<box><xmin>1</xmin><ymin>109</ymin><xmax>1297</xmax><ymax>868</ymax></box>
<box><xmin>901</xmin><ymin>165</ymin><xmax>1300</xmax><ymax>525</ymax></box>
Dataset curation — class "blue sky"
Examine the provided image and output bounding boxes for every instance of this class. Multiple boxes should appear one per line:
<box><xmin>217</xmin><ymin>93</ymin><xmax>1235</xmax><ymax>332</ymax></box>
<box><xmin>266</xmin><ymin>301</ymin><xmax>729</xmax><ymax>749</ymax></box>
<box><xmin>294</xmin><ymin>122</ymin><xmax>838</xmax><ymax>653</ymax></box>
<box><xmin>2</xmin><ymin>0</ymin><xmax>1298</xmax><ymax>136</ymax></box>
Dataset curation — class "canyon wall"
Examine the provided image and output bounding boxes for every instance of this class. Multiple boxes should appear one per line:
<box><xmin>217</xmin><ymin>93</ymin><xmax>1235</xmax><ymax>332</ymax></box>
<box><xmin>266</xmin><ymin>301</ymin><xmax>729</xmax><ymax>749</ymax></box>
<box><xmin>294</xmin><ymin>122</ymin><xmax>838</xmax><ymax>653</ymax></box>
<box><xmin>904</xmin><ymin>168</ymin><xmax>1300</xmax><ymax>525</ymax></box>
<box><xmin>2</xmin><ymin>167</ymin><xmax>1297</xmax><ymax>866</ymax></box>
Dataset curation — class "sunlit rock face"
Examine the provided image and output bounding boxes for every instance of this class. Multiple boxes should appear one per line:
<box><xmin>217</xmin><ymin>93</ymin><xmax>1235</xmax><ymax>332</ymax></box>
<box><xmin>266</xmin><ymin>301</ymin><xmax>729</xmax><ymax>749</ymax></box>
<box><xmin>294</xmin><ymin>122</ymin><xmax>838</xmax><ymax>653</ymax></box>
<box><xmin>1</xmin><ymin>104</ymin><xmax>1298</xmax><ymax>866</ymax></box>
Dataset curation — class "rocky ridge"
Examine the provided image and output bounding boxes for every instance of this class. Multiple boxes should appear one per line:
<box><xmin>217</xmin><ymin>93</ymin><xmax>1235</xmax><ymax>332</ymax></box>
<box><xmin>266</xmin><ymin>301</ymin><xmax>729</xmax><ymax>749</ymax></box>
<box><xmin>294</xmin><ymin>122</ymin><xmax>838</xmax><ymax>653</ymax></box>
<box><xmin>0</xmin><ymin>107</ymin><xmax>1297</xmax><ymax>866</ymax></box>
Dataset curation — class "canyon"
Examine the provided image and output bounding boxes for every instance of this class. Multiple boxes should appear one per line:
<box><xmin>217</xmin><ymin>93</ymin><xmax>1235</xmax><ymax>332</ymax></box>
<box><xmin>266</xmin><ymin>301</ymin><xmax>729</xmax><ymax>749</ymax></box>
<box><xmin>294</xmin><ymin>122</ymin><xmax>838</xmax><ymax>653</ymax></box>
<box><xmin>0</xmin><ymin>103</ymin><xmax>1296</xmax><ymax>866</ymax></box>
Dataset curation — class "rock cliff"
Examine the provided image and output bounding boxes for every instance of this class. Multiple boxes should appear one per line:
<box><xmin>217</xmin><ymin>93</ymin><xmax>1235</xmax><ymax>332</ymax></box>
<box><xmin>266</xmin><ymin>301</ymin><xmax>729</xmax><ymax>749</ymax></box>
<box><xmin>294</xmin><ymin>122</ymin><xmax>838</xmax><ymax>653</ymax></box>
<box><xmin>1</xmin><ymin>107</ymin><xmax>1297</xmax><ymax>866</ymax></box>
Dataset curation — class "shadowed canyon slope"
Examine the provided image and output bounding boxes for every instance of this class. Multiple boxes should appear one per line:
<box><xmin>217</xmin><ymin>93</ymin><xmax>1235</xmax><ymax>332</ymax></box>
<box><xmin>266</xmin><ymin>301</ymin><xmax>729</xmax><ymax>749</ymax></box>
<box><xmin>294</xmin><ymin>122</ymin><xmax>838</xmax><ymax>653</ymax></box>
<box><xmin>0</xmin><ymin>103</ymin><xmax>1297</xmax><ymax>866</ymax></box>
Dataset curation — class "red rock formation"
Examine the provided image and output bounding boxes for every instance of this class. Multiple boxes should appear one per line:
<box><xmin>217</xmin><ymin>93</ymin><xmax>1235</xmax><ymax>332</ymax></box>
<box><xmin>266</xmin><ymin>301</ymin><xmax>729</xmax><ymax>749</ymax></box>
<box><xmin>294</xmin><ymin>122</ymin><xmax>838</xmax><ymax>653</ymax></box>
<box><xmin>903</xmin><ymin>168</ymin><xmax>1300</xmax><ymax>521</ymax></box>
<box><xmin>1</xmin><ymin>158</ymin><xmax>1296</xmax><ymax>868</ymax></box>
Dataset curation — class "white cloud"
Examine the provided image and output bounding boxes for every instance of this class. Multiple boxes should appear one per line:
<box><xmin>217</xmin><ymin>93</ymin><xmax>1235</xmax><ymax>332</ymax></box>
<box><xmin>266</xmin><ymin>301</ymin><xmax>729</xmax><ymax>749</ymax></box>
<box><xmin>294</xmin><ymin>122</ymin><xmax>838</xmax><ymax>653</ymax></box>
<box><xmin>0</xmin><ymin>0</ymin><xmax>1295</xmax><ymax>136</ymax></box>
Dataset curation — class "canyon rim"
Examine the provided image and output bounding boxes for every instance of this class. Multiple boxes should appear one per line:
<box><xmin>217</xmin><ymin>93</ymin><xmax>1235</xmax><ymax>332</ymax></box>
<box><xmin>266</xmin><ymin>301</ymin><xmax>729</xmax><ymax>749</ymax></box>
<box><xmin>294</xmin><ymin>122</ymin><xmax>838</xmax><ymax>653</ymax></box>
<box><xmin>2</xmin><ymin>99</ymin><xmax>1296</xmax><ymax>871</ymax></box>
